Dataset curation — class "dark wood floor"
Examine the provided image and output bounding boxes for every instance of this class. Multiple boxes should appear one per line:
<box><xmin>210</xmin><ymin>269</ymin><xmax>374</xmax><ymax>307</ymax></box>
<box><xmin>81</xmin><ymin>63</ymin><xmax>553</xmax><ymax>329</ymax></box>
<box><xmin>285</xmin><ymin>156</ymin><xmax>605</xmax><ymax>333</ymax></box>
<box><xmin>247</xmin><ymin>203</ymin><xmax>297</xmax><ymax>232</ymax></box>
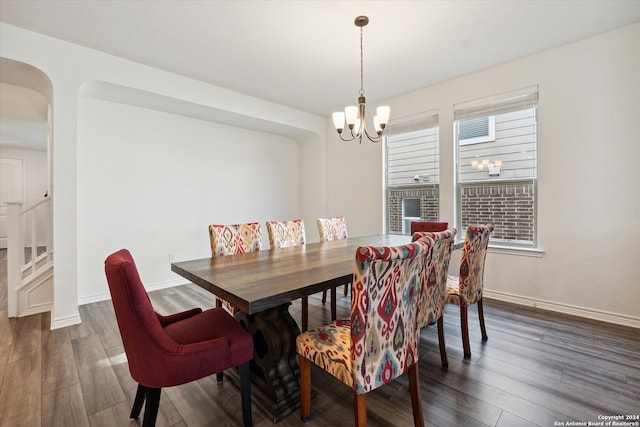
<box><xmin>1</xmin><ymin>249</ymin><xmax>638</xmax><ymax>426</ymax></box>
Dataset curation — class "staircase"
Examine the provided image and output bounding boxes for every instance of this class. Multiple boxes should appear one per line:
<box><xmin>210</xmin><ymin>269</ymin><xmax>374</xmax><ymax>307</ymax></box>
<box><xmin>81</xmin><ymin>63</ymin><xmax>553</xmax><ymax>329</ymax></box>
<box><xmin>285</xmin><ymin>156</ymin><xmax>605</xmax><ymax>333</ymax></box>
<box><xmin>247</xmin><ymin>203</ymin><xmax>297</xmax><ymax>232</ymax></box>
<box><xmin>6</xmin><ymin>197</ymin><xmax>53</xmax><ymax>318</ymax></box>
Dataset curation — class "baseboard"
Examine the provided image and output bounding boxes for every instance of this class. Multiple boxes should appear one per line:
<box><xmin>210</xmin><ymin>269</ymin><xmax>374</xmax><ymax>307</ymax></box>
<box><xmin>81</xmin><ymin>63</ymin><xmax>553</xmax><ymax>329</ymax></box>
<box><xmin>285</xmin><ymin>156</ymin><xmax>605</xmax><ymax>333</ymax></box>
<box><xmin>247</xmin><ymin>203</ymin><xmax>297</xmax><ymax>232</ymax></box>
<box><xmin>483</xmin><ymin>289</ymin><xmax>640</xmax><ymax>329</ymax></box>
<box><xmin>51</xmin><ymin>312</ymin><xmax>82</xmax><ymax>330</ymax></box>
<box><xmin>21</xmin><ymin>302</ymin><xmax>53</xmax><ymax>317</ymax></box>
<box><xmin>78</xmin><ymin>278</ymin><xmax>187</xmax><ymax>305</ymax></box>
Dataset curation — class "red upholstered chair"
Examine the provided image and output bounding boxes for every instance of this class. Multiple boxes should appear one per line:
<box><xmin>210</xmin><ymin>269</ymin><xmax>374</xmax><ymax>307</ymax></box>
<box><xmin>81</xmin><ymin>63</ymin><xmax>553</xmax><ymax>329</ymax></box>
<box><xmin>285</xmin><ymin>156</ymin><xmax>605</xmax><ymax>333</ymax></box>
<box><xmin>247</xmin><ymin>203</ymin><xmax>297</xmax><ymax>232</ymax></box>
<box><xmin>410</xmin><ymin>220</ymin><xmax>448</xmax><ymax>234</ymax></box>
<box><xmin>446</xmin><ymin>223</ymin><xmax>494</xmax><ymax>357</ymax></box>
<box><xmin>316</xmin><ymin>216</ymin><xmax>349</xmax><ymax>320</ymax></box>
<box><xmin>104</xmin><ymin>249</ymin><xmax>253</xmax><ymax>427</ymax></box>
<box><xmin>296</xmin><ymin>237</ymin><xmax>434</xmax><ymax>427</ymax></box>
<box><xmin>412</xmin><ymin>227</ymin><xmax>457</xmax><ymax>368</ymax></box>
<box><xmin>209</xmin><ymin>222</ymin><xmax>263</xmax><ymax>312</ymax></box>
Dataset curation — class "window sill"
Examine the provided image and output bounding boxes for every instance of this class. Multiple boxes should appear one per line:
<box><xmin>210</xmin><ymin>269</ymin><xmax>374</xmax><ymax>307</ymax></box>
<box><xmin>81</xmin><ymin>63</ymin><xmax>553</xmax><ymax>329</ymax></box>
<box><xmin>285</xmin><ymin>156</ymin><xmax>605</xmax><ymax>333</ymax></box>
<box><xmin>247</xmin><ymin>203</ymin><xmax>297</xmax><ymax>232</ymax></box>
<box><xmin>487</xmin><ymin>245</ymin><xmax>544</xmax><ymax>258</ymax></box>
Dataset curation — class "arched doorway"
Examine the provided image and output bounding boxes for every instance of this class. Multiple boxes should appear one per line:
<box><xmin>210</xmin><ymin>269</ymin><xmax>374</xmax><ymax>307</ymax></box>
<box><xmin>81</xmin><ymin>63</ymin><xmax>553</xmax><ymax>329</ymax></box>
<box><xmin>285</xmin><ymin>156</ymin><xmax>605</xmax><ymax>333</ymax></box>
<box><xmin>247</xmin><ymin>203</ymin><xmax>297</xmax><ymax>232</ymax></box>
<box><xmin>0</xmin><ymin>57</ymin><xmax>54</xmax><ymax>317</ymax></box>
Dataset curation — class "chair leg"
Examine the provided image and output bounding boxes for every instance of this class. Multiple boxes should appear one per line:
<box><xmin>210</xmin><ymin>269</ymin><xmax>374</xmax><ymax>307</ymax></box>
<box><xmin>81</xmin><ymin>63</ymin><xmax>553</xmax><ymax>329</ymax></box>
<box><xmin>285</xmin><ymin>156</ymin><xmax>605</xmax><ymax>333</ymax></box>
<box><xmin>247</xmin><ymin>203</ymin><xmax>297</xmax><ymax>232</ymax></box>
<box><xmin>300</xmin><ymin>356</ymin><xmax>312</xmax><ymax>422</ymax></box>
<box><xmin>239</xmin><ymin>361</ymin><xmax>252</xmax><ymax>427</ymax></box>
<box><xmin>330</xmin><ymin>287</ymin><xmax>337</xmax><ymax>321</ymax></box>
<box><xmin>437</xmin><ymin>317</ymin><xmax>448</xmax><ymax>369</ymax></box>
<box><xmin>301</xmin><ymin>297</ymin><xmax>309</xmax><ymax>332</ymax></box>
<box><xmin>460</xmin><ymin>305</ymin><xmax>471</xmax><ymax>358</ymax></box>
<box><xmin>130</xmin><ymin>384</ymin><xmax>147</xmax><ymax>419</ymax></box>
<box><xmin>354</xmin><ymin>391</ymin><xmax>367</xmax><ymax>427</ymax></box>
<box><xmin>216</xmin><ymin>297</ymin><xmax>223</xmax><ymax>308</ymax></box>
<box><xmin>344</xmin><ymin>283</ymin><xmax>349</xmax><ymax>297</ymax></box>
<box><xmin>216</xmin><ymin>371</ymin><xmax>224</xmax><ymax>384</ymax></box>
<box><xmin>321</xmin><ymin>289</ymin><xmax>327</xmax><ymax>305</ymax></box>
<box><xmin>478</xmin><ymin>298</ymin><xmax>488</xmax><ymax>341</ymax></box>
<box><xmin>142</xmin><ymin>387</ymin><xmax>161</xmax><ymax>427</ymax></box>
<box><xmin>408</xmin><ymin>364</ymin><xmax>425</xmax><ymax>427</ymax></box>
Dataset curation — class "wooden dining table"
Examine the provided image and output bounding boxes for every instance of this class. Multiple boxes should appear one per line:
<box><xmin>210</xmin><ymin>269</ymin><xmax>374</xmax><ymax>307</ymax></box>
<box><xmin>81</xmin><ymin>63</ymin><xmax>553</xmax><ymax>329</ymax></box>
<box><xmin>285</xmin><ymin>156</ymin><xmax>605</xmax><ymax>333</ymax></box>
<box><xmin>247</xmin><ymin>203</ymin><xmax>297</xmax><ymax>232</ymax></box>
<box><xmin>170</xmin><ymin>233</ymin><xmax>461</xmax><ymax>422</ymax></box>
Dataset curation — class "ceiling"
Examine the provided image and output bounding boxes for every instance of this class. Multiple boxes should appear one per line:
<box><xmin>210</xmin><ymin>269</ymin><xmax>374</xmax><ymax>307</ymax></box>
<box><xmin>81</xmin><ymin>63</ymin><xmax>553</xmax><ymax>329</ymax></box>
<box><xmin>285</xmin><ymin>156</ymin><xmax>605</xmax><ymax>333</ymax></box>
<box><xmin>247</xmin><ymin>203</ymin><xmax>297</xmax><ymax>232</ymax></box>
<box><xmin>1</xmin><ymin>0</ymin><xmax>640</xmax><ymax>149</ymax></box>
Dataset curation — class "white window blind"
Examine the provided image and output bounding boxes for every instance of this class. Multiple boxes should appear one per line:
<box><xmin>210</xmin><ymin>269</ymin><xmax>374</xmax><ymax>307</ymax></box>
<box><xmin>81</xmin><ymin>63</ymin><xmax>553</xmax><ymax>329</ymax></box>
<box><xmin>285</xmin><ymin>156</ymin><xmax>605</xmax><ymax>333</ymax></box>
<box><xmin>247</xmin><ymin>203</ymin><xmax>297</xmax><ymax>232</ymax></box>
<box><xmin>454</xmin><ymin>85</ymin><xmax>538</xmax><ymax>121</ymax></box>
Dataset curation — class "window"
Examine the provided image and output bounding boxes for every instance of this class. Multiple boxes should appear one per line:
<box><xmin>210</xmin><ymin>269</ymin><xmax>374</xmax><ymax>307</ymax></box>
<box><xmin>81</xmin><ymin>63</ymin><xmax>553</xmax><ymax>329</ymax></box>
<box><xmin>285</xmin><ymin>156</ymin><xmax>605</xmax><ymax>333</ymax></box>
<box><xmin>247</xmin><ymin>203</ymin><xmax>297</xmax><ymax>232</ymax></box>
<box><xmin>458</xmin><ymin>116</ymin><xmax>496</xmax><ymax>145</ymax></box>
<box><xmin>402</xmin><ymin>198</ymin><xmax>420</xmax><ymax>234</ymax></box>
<box><xmin>384</xmin><ymin>111</ymin><xmax>439</xmax><ymax>234</ymax></box>
<box><xmin>454</xmin><ymin>86</ymin><xmax>538</xmax><ymax>247</ymax></box>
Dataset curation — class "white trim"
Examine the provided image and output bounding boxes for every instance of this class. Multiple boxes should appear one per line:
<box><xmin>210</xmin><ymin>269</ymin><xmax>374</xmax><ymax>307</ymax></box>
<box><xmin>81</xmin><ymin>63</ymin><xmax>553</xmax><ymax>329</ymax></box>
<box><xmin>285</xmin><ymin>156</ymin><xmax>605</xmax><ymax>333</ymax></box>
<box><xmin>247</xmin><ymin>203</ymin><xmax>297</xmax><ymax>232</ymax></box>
<box><xmin>487</xmin><ymin>245</ymin><xmax>544</xmax><ymax>257</ymax></box>
<box><xmin>484</xmin><ymin>289</ymin><xmax>640</xmax><ymax>329</ymax></box>
<box><xmin>20</xmin><ymin>302</ymin><xmax>52</xmax><ymax>317</ymax></box>
<box><xmin>77</xmin><ymin>277</ymin><xmax>186</xmax><ymax>305</ymax></box>
<box><xmin>50</xmin><ymin>313</ymin><xmax>82</xmax><ymax>330</ymax></box>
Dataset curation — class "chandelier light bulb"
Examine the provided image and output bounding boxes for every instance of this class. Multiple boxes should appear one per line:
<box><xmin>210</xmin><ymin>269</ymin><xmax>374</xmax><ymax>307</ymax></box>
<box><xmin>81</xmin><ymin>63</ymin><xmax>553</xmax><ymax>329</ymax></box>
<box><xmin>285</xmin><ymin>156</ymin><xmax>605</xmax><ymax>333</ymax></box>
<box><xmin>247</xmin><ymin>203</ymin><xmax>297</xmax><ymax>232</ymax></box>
<box><xmin>332</xmin><ymin>112</ymin><xmax>345</xmax><ymax>133</ymax></box>
<box><xmin>345</xmin><ymin>106</ymin><xmax>359</xmax><ymax>128</ymax></box>
<box><xmin>376</xmin><ymin>106</ymin><xmax>390</xmax><ymax>127</ymax></box>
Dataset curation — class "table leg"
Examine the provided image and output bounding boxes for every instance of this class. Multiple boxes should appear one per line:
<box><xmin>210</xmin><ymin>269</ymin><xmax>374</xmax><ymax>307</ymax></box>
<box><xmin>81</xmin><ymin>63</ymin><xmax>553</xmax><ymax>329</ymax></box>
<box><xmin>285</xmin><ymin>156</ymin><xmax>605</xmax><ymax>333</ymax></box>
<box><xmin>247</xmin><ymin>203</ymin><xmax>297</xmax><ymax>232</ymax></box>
<box><xmin>235</xmin><ymin>303</ymin><xmax>301</xmax><ymax>422</ymax></box>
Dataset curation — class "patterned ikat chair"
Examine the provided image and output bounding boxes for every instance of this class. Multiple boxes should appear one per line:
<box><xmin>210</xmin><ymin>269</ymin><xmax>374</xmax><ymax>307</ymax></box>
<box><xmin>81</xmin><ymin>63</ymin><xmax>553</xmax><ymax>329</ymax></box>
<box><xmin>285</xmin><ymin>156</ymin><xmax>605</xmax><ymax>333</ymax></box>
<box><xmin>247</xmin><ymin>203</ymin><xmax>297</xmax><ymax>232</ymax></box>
<box><xmin>296</xmin><ymin>237</ymin><xmax>434</xmax><ymax>427</ymax></box>
<box><xmin>446</xmin><ymin>223</ymin><xmax>494</xmax><ymax>358</ymax></box>
<box><xmin>266</xmin><ymin>219</ymin><xmax>306</xmax><ymax>249</ymax></box>
<box><xmin>266</xmin><ymin>219</ymin><xmax>309</xmax><ymax>330</ymax></box>
<box><xmin>208</xmin><ymin>222</ymin><xmax>263</xmax><ymax>313</ymax></box>
<box><xmin>316</xmin><ymin>216</ymin><xmax>349</xmax><ymax>320</ymax></box>
<box><xmin>412</xmin><ymin>227</ymin><xmax>457</xmax><ymax>368</ymax></box>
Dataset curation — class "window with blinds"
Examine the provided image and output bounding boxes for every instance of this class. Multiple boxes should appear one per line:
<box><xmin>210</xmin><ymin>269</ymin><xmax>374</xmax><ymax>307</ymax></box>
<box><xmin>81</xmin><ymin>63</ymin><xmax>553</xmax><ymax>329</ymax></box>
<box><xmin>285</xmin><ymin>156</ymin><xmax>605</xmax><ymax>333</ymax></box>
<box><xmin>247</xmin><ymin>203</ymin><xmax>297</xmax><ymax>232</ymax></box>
<box><xmin>384</xmin><ymin>111</ymin><xmax>440</xmax><ymax>234</ymax></box>
<box><xmin>454</xmin><ymin>86</ymin><xmax>539</xmax><ymax>247</ymax></box>
<box><xmin>385</xmin><ymin>111</ymin><xmax>440</xmax><ymax>186</ymax></box>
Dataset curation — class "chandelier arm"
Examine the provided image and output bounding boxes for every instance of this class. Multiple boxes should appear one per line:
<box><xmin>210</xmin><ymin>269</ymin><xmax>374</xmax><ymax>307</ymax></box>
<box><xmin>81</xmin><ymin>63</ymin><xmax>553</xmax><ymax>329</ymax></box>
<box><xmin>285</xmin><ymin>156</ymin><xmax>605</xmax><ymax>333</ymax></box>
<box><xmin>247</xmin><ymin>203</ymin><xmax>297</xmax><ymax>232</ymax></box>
<box><xmin>338</xmin><ymin>132</ymin><xmax>356</xmax><ymax>142</ymax></box>
<box><xmin>363</xmin><ymin>127</ymin><xmax>383</xmax><ymax>143</ymax></box>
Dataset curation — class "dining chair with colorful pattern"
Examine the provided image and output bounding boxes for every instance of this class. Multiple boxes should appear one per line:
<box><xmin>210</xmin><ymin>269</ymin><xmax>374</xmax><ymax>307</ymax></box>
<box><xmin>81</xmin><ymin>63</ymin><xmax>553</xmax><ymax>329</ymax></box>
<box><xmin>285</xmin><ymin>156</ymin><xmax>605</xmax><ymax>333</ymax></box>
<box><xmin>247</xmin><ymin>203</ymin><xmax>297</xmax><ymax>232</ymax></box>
<box><xmin>266</xmin><ymin>219</ymin><xmax>309</xmax><ymax>330</ymax></box>
<box><xmin>209</xmin><ymin>222</ymin><xmax>263</xmax><ymax>314</ymax></box>
<box><xmin>446</xmin><ymin>223</ymin><xmax>494</xmax><ymax>358</ymax></box>
<box><xmin>316</xmin><ymin>216</ymin><xmax>349</xmax><ymax>320</ymax></box>
<box><xmin>296</xmin><ymin>236</ymin><xmax>434</xmax><ymax>427</ymax></box>
<box><xmin>412</xmin><ymin>227</ymin><xmax>457</xmax><ymax>368</ymax></box>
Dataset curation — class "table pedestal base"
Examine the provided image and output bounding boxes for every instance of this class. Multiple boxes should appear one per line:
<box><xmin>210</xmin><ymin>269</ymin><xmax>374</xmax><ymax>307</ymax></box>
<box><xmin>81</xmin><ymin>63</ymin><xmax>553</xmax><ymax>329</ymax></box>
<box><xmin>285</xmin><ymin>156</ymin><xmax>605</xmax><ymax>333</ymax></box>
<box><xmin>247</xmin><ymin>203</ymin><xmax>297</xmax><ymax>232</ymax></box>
<box><xmin>234</xmin><ymin>303</ymin><xmax>301</xmax><ymax>422</ymax></box>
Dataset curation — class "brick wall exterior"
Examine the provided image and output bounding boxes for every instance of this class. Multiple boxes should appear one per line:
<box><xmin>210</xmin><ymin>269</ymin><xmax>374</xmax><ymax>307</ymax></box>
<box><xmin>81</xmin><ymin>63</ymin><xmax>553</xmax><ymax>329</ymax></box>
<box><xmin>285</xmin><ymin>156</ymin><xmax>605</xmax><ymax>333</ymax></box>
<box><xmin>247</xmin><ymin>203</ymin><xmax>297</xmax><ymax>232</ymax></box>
<box><xmin>460</xmin><ymin>181</ymin><xmax>535</xmax><ymax>243</ymax></box>
<box><xmin>387</xmin><ymin>186</ymin><xmax>439</xmax><ymax>234</ymax></box>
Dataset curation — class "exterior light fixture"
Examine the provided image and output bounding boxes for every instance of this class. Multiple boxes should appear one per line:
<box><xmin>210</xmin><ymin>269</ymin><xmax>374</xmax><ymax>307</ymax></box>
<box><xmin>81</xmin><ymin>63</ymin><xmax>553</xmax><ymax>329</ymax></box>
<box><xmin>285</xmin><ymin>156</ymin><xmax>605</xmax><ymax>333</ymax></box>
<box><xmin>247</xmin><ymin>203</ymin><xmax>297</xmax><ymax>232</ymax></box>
<box><xmin>332</xmin><ymin>16</ymin><xmax>390</xmax><ymax>143</ymax></box>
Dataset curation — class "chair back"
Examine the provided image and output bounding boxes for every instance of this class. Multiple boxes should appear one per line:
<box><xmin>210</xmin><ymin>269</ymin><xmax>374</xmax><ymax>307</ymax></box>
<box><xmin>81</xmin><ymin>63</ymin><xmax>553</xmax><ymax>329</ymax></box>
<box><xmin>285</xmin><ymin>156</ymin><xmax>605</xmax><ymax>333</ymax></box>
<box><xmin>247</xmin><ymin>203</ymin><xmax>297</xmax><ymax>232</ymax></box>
<box><xmin>209</xmin><ymin>222</ymin><xmax>262</xmax><ymax>256</ymax></box>
<box><xmin>350</xmin><ymin>236</ymin><xmax>433</xmax><ymax>394</ymax></box>
<box><xmin>410</xmin><ymin>220</ymin><xmax>448</xmax><ymax>234</ymax></box>
<box><xmin>412</xmin><ymin>227</ymin><xmax>457</xmax><ymax>328</ymax></box>
<box><xmin>316</xmin><ymin>216</ymin><xmax>348</xmax><ymax>241</ymax></box>
<box><xmin>104</xmin><ymin>249</ymin><xmax>181</xmax><ymax>385</ymax></box>
<box><xmin>266</xmin><ymin>219</ymin><xmax>306</xmax><ymax>248</ymax></box>
<box><xmin>458</xmin><ymin>223</ymin><xmax>494</xmax><ymax>305</ymax></box>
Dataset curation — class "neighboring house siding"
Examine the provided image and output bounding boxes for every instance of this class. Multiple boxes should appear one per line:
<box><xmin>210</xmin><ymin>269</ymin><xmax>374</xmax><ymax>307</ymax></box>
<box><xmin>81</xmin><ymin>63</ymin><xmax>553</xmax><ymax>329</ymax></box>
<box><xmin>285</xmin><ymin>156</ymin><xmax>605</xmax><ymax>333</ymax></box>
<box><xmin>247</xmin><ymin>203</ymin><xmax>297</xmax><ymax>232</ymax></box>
<box><xmin>387</xmin><ymin>128</ymin><xmax>439</xmax><ymax>186</ymax></box>
<box><xmin>458</xmin><ymin>109</ymin><xmax>536</xmax><ymax>181</ymax></box>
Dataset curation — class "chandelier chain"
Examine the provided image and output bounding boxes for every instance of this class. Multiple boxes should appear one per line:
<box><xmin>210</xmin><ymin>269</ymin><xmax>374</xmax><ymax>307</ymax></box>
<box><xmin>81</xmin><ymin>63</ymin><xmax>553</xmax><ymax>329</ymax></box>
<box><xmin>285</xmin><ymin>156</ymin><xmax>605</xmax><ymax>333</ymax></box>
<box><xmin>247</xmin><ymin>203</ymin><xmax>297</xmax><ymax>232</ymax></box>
<box><xmin>360</xmin><ymin>25</ymin><xmax>364</xmax><ymax>96</ymax></box>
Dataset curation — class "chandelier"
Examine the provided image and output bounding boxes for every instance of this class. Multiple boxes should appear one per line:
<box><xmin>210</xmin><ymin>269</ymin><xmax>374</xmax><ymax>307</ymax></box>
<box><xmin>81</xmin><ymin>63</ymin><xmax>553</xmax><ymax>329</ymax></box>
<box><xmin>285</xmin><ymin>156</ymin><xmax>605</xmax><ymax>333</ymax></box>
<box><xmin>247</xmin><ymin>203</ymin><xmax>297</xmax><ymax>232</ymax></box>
<box><xmin>332</xmin><ymin>16</ymin><xmax>390</xmax><ymax>143</ymax></box>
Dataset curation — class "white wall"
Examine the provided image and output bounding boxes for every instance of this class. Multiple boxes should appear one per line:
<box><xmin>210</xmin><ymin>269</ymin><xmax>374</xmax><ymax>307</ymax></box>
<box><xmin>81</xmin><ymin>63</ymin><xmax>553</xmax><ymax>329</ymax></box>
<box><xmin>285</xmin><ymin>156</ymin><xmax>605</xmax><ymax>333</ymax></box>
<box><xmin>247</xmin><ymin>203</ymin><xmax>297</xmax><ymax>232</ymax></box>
<box><xmin>0</xmin><ymin>146</ymin><xmax>48</xmax><ymax>204</ymax></box>
<box><xmin>1</xmin><ymin>23</ymin><xmax>327</xmax><ymax>328</ymax></box>
<box><xmin>328</xmin><ymin>23</ymin><xmax>640</xmax><ymax>326</ymax></box>
<box><xmin>0</xmin><ymin>147</ymin><xmax>49</xmax><ymax>247</ymax></box>
<box><xmin>77</xmin><ymin>99</ymin><xmax>301</xmax><ymax>302</ymax></box>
